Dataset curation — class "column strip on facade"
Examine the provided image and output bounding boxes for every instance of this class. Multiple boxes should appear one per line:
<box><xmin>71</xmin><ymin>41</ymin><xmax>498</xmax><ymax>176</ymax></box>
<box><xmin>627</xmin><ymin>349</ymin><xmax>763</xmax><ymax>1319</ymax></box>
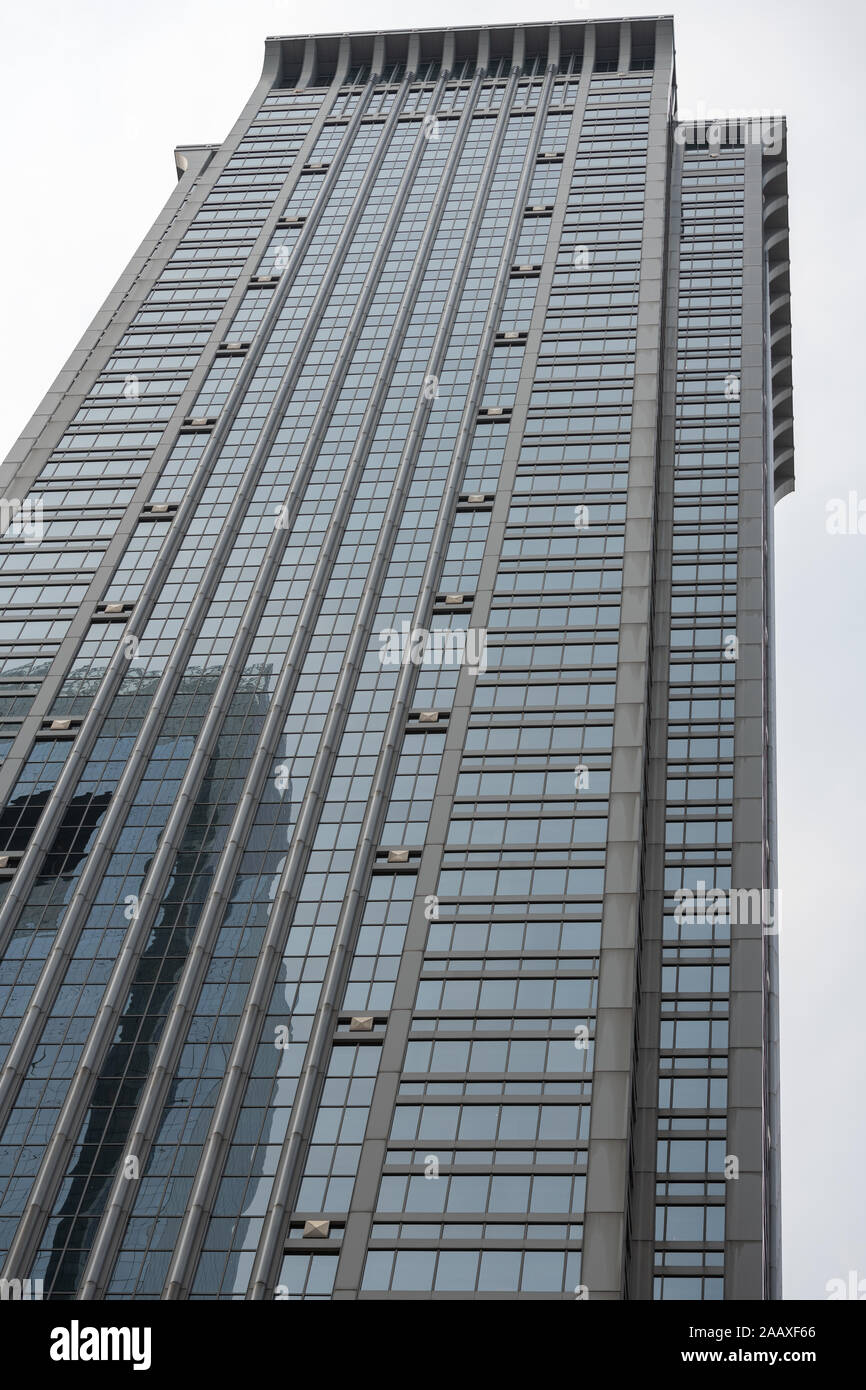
<box><xmin>580</xmin><ymin>21</ymin><xmax>673</xmax><ymax>1299</ymax></box>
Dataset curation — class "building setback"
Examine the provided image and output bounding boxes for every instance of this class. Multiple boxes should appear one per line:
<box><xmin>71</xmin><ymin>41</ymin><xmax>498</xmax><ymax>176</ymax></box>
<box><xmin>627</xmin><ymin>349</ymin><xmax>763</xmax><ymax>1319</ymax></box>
<box><xmin>0</xmin><ymin>17</ymin><xmax>793</xmax><ymax>1300</ymax></box>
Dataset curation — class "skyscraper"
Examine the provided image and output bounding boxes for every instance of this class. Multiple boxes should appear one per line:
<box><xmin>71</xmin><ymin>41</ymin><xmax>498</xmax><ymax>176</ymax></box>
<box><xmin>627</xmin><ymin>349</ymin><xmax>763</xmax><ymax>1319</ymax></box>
<box><xmin>0</xmin><ymin>16</ymin><xmax>793</xmax><ymax>1301</ymax></box>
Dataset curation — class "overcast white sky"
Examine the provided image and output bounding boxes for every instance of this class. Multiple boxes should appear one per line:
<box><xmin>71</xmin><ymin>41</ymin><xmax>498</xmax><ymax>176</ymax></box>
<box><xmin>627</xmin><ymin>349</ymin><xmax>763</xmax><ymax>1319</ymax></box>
<box><xmin>1</xmin><ymin>0</ymin><xmax>863</xmax><ymax>1301</ymax></box>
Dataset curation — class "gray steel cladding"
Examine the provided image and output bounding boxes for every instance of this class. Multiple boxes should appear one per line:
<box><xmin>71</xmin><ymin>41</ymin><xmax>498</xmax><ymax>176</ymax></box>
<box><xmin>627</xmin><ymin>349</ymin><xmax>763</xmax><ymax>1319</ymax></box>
<box><xmin>0</xmin><ymin>17</ymin><xmax>792</xmax><ymax>1302</ymax></box>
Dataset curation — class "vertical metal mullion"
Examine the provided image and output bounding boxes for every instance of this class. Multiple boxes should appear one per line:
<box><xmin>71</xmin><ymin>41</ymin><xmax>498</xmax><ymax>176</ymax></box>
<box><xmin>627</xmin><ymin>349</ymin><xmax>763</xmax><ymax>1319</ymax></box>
<box><xmin>724</xmin><ymin>133</ymin><xmax>769</xmax><ymax>1303</ymax></box>
<box><xmin>763</xmin><ymin>253</ymin><xmax>782</xmax><ymax>1301</ymax></box>
<box><xmin>626</xmin><ymin>111</ymin><xmax>681</xmax><ymax>1303</ymax></box>
<box><xmin>762</xmin><ymin>163</ymin><xmax>784</xmax><ymax>1298</ymax></box>
<box><xmin>249</xmin><ymin>61</ymin><xmax>560</xmax><ymax>1302</ymax></box>
<box><xmin>578</xmin><ymin>23</ymin><xmax>674</xmax><ymax>1300</ymax></box>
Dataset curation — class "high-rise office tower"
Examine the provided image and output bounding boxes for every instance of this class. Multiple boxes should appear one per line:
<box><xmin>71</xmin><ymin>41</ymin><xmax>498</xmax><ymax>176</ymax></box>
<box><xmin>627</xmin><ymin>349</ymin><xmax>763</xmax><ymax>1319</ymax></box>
<box><xmin>0</xmin><ymin>17</ymin><xmax>793</xmax><ymax>1302</ymax></box>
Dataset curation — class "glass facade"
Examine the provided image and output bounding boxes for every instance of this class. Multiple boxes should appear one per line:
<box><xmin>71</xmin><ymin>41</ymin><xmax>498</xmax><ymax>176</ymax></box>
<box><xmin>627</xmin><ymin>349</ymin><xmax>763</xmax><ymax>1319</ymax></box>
<box><xmin>0</xmin><ymin>18</ymin><xmax>792</xmax><ymax>1301</ymax></box>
